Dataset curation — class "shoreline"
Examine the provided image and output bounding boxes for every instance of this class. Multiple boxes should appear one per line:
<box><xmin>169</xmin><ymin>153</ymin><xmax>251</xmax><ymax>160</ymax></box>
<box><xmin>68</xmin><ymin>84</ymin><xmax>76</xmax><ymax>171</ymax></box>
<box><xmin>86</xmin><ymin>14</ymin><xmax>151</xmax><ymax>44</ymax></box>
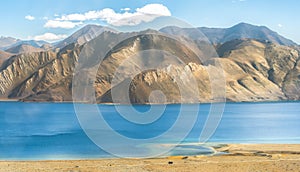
<box><xmin>1</xmin><ymin>144</ymin><xmax>299</xmax><ymax>172</ymax></box>
<box><xmin>0</xmin><ymin>100</ymin><xmax>300</xmax><ymax>105</ymax></box>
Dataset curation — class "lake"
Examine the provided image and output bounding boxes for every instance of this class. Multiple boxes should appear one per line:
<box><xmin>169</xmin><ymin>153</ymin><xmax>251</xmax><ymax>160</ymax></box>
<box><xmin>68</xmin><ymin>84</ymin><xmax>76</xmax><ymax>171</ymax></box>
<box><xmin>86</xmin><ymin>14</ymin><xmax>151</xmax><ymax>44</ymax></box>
<box><xmin>0</xmin><ymin>102</ymin><xmax>299</xmax><ymax>160</ymax></box>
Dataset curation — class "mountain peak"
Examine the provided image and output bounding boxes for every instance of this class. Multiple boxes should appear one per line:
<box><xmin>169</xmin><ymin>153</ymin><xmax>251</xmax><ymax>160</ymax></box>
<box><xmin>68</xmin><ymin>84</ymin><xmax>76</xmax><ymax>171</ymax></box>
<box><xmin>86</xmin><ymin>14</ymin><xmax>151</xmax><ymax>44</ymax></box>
<box><xmin>225</xmin><ymin>23</ymin><xmax>296</xmax><ymax>45</ymax></box>
<box><xmin>74</xmin><ymin>24</ymin><xmax>104</xmax><ymax>34</ymax></box>
<box><xmin>235</xmin><ymin>22</ymin><xmax>255</xmax><ymax>27</ymax></box>
<box><xmin>232</xmin><ymin>22</ymin><xmax>269</xmax><ymax>30</ymax></box>
<box><xmin>54</xmin><ymin>24</ymin><xmax>116</xmax><ymax>49</ymax></box>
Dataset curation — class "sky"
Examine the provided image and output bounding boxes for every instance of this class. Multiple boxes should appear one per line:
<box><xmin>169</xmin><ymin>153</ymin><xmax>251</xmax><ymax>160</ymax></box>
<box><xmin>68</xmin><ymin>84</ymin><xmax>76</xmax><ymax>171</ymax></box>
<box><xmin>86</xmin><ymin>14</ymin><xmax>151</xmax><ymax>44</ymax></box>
<box><xmin>0</xmin><ymin>0</ymin><xmax>299</xmax><ymax>43</ymax></box>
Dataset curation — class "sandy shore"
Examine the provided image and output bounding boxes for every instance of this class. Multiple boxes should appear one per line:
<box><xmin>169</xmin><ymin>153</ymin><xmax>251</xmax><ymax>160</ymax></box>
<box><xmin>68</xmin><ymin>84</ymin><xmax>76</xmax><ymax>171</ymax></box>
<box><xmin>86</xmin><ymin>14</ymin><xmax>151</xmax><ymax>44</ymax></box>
<box><xmin>0</xmin><ymin>144</ymin><xmax>300</xmax><ymax>172</ymax></box>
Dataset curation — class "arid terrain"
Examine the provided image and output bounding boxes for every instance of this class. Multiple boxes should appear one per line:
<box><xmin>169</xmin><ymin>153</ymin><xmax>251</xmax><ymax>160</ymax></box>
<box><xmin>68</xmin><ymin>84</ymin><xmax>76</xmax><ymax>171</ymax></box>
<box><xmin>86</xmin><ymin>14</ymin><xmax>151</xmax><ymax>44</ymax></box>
<box><xmin>1</xmin><ymin>144</ymin><xmax>299</xmax><ymax>172</ymax></box>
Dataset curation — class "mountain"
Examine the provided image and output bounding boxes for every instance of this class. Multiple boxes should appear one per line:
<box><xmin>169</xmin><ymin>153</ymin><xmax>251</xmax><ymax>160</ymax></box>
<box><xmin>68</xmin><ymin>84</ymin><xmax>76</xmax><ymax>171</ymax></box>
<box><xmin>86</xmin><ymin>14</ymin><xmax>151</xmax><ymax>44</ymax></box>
<box><xmin>160</xmin><ymin>23</ymin><xmax>297</xmax><ymax>46</ymax></box>
<box><xmin>217</xmin><ymin>39</ymin><xmax>299</xmax><ymax>101</ymax></box>
<box><xmin>97</xmin><ymin>38</ymin><xmax>300</xmax><ymax>103</ymax></box>
<box><xmin>0</xmin><ymin>43</ymin><xmax>81</xmax><ymax>100</ymax></box>
<box><xmin>54</xmin><ymin>24</ymin><xmax>116</xmax><ymax>49</ymax></box>
<box><xmin>0</xmin><ymin>31</ymin><xmax>299</xmax><ymax>103</ymax></box>
<box><xmin>92</xmin><ymin>31</ymin><xmax>203</xmax><ymax>103</ymax></box>
<box><xmin>5</xmin><ymin>44</ymin><xmax>43</xmax><ymax>54</ymax></box>
<box><xmin>0</xmin><ymin>36</ymin><xmax>20</xmax><ymax>50</ymax></box>
<box><xmin>0</xmin><ymin>23</ymin><xmax>299</xmax><ymax>103</ymax></box>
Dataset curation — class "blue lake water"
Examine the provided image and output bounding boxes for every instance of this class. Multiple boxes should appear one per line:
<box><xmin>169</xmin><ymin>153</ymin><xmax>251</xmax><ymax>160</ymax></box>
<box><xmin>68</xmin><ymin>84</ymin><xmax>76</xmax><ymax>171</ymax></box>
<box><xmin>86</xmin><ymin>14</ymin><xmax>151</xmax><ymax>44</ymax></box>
<box><xmin>0</xmin><ymin>102</ymin><xmax>299</xmax><ymax>160</ymax></box>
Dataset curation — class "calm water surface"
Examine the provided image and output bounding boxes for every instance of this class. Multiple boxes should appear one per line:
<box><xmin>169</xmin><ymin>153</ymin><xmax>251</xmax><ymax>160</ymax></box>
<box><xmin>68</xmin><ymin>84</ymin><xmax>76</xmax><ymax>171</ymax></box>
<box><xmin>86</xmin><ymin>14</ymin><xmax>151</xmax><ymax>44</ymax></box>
<box><xmin>0</xmin><ymin>102</ymin><xmax>299</xmax><ymax>160</ymax></box>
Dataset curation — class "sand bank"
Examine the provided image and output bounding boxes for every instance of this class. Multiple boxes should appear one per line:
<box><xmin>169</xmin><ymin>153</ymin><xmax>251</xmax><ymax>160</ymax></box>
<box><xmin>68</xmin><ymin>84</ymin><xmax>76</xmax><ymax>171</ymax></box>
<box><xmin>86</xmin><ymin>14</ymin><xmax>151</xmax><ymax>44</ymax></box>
<box><xmin>0</xmin><ymin>144</ymin><xmax>299</xmax><ymax>172</ymax></box>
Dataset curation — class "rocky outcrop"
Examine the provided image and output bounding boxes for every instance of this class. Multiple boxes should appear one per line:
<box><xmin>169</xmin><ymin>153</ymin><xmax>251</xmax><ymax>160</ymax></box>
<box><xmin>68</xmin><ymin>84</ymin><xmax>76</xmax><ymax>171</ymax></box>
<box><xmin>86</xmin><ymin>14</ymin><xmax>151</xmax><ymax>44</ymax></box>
<box><xmin>40</xmin><ymin>44</ymin><xmax>53</xmax><ymax>51</ymax></box>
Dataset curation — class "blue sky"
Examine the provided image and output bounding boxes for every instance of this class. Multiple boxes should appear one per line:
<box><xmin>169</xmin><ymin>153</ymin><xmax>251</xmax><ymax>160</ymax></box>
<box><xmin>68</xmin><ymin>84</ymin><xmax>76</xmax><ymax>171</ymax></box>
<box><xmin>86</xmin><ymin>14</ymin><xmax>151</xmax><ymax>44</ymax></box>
<box><xmin>0</xmin><ymin>0</ymin><xmax>299</xmax><ymax>43</ymax></box>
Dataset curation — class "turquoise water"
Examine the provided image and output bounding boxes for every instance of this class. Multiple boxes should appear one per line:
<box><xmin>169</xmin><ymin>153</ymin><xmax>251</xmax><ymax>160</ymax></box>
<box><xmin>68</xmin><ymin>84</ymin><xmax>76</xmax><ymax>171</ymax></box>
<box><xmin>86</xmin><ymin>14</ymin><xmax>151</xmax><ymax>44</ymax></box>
<box><xmin>0</xmin><ymin>102</ymin><xmax>299</xmax><ymax>160</ymax></box>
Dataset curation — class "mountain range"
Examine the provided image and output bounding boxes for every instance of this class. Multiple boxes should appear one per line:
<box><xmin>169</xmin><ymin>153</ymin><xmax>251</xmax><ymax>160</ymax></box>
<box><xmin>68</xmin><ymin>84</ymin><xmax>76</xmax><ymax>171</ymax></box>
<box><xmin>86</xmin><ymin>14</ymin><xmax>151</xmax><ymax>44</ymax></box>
<box><xmin>0</xmin><ymin>37</ymin><xmax>47</xmax><ymax>50</ymax></box>
<box><xmin>160</xmin><ymin>22</ymin><xmax>297</xmax><ymax>46</ymax></box>
<box><xmin>0</xmin><ymin>23</ymin><xmax>299</xmax><ymax>103</ymax></box>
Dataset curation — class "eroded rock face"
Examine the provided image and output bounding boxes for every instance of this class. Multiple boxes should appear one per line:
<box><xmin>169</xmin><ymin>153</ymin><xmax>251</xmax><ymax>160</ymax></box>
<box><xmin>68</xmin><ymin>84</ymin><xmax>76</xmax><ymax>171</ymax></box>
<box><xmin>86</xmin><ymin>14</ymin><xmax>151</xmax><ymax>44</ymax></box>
<box><xmin>0</xmin><ymin>43</ymin><xmax>81</xmax><ymax>101</ymax></box>
<box><xmin>216</xmin><ymin>39</ymin><xmax>289</xmax><ymax>102</ymax></box>
<box><xmin>98</xmin><ymin>64</ymin><xmax>213</xmax><ymax>104</ymax></box>
<box><xmin>281</xmin><ymin>47</ymin><xmax>300</xmax><ymax>100</ymax></box>
<box><xmin>0</xmin><ymin>31</ymin><xmax>299</xmax><ymax>103</ymax></box>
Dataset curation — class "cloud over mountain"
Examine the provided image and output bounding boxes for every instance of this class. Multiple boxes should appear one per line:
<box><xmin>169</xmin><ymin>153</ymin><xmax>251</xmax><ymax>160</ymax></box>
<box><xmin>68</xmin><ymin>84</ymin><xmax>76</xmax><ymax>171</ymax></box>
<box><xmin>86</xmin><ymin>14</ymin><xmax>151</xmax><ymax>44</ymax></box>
<box><xmin>44</xmin><ymin>4</ymin><xmax>171</xmax><ymax>28</ymax></box>
<box><xmin>44</xmin><ymin>20</ymin><xmax>83</xmax><ymax>29</ymax></box>
<box><xmin>33</xmin><ymin>33</ymin><xmax>68</xmax><ymax>42</ymax></box>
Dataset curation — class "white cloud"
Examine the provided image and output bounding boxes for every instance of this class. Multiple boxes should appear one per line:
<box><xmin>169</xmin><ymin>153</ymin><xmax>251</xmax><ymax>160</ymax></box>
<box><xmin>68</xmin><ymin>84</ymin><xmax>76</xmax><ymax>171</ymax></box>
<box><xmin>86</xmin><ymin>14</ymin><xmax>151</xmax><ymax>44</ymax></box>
<box><xmin>33</xmin><ymin>33</ymin><xmax>68</xmax><ymax>42</ymax></box>
<box><xmin>278</xmin><ymin>24</ymin><xmax>283</xmax><ymax>28</ymax></box>
<box><xmin>49</xmin><ymin>4</ymin><xmax>171</xmax><ymax>27</ymax></box>
<box><xmin>121</xmin><ymin>8</ymin><xmax>131</xmax><ymax>11</ymax></box>
<box><xmin>137</xmin><ymin>4</ymin><xmax>171</xmax><ymax>16</ymax></box>
<box><xmin>25</xmin><ymin>15</ymin><xmax>35</xmax><ymax>21</ymax></box>
<box><xmin>44</xmin><ymin>20</ymin><xmax>83</xmax><ymax>29</ymax></box>
<box><xmin>57</xmin><ymin>13</ymin><xmax>87</xmax><ymax>21</ymax></box>
<box><xmin>232</xmin><ymin>0</ymin><xmax>247</xmax><ymax>3</ymax></box>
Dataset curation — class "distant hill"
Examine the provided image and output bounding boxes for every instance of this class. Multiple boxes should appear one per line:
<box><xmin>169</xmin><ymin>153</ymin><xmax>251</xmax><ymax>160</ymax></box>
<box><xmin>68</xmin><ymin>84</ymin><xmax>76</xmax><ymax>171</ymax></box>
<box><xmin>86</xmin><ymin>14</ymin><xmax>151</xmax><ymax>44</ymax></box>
<box><xmin>12</xmin><ymin>40</ymin><xmax>48</xmax><ymax>48</ymax></box>
<box><xmin>5</xmin><ymin>44</ymin><xmax>43</xmax><ymax>54</ymax></box>
<box><xmin>160</xmin><ymin>23</ymin><xmax>297</xmax><ymax>46</ymax></box>
<box><xmin>0</xmin><ymin>36</ymin><xmax>48</xmax><ymax>50</ymax></box>
<box><xmin>0</xmin><ymin>50</ymin><xmax>12</xmax><ymax>66</ymax></box>
<box><xmin>0</xmin><ymin>36</ymin><xmax>20</xmax><ymax>50</ymax></box>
